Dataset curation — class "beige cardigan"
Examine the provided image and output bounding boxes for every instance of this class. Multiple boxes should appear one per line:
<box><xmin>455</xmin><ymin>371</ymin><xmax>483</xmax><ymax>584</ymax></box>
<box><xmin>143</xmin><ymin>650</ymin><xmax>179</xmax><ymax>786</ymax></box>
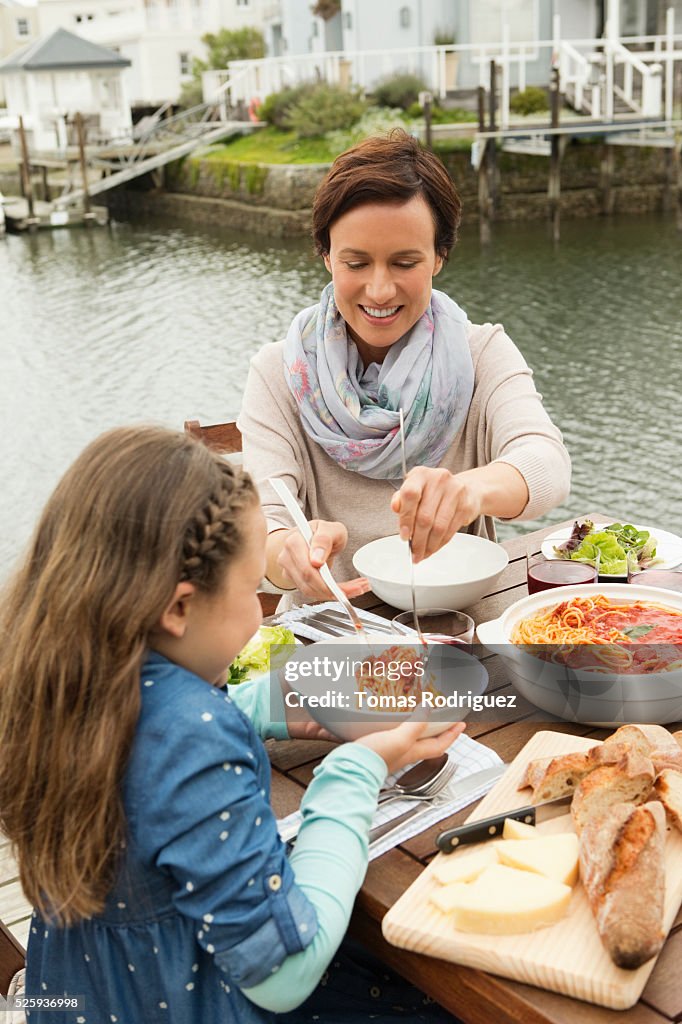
<box><xmin>238</xmin><ymin>322</ymin><xmax>571</xmax><ymax>599</ymax></box>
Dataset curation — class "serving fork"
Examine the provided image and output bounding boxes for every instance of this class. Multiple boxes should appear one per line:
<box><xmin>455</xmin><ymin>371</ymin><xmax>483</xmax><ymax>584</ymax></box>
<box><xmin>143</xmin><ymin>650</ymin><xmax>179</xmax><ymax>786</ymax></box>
<box><xmin>301</xmin><ymin>608</ymin><xmax>414</xmax><ymax>638</ymax></box>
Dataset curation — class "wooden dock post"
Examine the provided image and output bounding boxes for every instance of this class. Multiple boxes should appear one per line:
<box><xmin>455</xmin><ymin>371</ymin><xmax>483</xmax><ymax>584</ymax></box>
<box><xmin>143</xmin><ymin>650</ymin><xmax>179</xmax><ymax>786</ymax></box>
<box><xmin>548</xmin><ymin>67</ymin><xmax>561</xmax><ymax>242</ymax></box>
<box><xmin>477</xmin><ymin>85</ymin><xmax>491</xmax><ymax>244</ymax></box>
<box><xmin>600</xmin><ymin>142</ymin><xmax>615</xmax><ymax>215</ymax></box>
<box><xmin>671</xmin><ymin>132</ymin><xmax>675</xmax><ymax>230</ymax></box>
<box><xmin>75</xmin><ymin>112</ymin><xmax>92</xmax><ymax>221</ymax></box>
<box><xmin>17</xmin><ymin>116</ymin><xmax>35</xmax><ymax>227</ymax></box>
<box><xmin>488</xmin><ymin>60</ymin><xmax>498</xmax><ymax>210</ymax></box>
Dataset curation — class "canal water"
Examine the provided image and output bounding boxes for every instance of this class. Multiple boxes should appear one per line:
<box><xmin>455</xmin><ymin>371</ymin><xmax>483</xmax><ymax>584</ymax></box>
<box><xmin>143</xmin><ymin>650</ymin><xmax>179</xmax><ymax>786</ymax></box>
<box><xmin>1</xmin><ymin>211</ymin><xmax>680</xmax><ymax>582</ymax></box>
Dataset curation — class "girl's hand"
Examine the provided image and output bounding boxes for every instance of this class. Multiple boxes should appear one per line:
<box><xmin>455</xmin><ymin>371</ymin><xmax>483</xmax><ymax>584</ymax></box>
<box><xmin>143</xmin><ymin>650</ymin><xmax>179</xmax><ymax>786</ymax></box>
<box><xmin>287</xmin><ymin>720</ymin><xmax>338</xmax><ymax>743</ymax></box>
<box><xmin>390</xmin><ymin>468</ymin><xmax>483</xmax><ymax>563</ymax></box>
<box><xmin>357</xmin><ymin>720</ymin><xmax>466</xmax><ymax>775</ymax></box>
<box><xmin>276</xmin><ymin>520</ymin><xmax>370</xmax><ymax>599</ymax></box>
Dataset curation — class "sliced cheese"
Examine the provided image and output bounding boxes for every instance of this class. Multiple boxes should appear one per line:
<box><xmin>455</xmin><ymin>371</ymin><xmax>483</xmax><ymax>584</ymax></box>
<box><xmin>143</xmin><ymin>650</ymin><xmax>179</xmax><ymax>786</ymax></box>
<box><xmin>445</xmin><ymin>864</ymin><xmax>572</xmax><ymax>935</ymax></box>
<box><xmin>430</xmin><ymin>882</ymin><xmax>471</xmax><ymax>914</ymax></box>
<box><xmin>431</xmin><ymin>845</ymin><xmax>499</xmax><ymax>886</ymax></box>
<box><xmin>495</xmin><ymin>833</ymin><xmax>579</xmax><ymax>887</ymax></box>
<box><xmin>502</xmin><ymin>817</ymin><xmax>538</xmax><ymax>840</ymax></box>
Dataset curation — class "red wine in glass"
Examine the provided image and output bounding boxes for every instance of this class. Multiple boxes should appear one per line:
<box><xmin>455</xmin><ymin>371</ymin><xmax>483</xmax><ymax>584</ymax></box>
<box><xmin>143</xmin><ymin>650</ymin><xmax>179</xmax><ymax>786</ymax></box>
<box><xmin>527</xmin><ymin>559</ymin><xmax>598</xmax><ymax>595</ymax></box>
<box><xmin>628</xmin><ymin>569</ymin><xmax>682</xmax><ymax>592</ymax></box>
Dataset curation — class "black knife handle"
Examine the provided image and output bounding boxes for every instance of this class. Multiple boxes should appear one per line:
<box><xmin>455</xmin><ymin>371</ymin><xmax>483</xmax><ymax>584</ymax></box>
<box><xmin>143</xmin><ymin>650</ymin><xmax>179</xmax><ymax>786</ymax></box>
<box><xmin>436</xmin><ymin>805</ymin><xmax>537</xmax><ymax>854</ymax></box>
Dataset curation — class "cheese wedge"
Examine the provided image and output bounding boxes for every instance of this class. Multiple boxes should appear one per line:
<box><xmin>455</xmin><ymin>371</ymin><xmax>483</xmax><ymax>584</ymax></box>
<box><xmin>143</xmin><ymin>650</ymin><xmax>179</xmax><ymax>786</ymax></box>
<box><xmin>431</xmin><ymin>845</ymin><xmax>499</xmax><ymax>886</ymax></box>
<box><xmin>444</xmin><ymin>864</ymin><xmax>572</xmax><ymax>935</ymax></box>
<box><xmin>502</xmin><ymin>817</ymin><xmax>538</xmax><ymax>840</ymax></box>
<box><xmin>495</xmin><ymin>833</ymin><xmax>579</xmax><ymax>887</ymax></box>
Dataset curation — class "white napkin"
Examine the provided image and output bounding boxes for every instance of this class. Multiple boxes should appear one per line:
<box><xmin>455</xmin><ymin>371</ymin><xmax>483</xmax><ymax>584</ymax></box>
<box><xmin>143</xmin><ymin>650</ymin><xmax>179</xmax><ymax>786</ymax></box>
<box><xmin>272</xmin><ymin>601</ymin><xmax>416</xmax><ymax>642</ymax></box>
<box><xmin>277</xmin><ymin>732</ymin><xmax>503</xmax><ymax>860</ymax></box>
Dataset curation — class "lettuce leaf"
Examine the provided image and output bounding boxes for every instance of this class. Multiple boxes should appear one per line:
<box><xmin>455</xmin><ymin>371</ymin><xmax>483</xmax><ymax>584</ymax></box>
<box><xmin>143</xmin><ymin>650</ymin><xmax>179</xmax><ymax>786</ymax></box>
<box><xmin>228</xmin><ymin>624</ymin><xmax>296</xmax><ymax>683</ymax></box>
<box><xmin>569</xmin><ymin>531</ymin><xmax>627</xmax><ymax>575</ymax></box>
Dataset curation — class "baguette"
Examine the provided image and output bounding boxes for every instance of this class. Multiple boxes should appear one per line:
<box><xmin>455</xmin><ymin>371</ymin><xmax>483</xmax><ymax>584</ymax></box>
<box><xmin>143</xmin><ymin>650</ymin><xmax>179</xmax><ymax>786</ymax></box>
<box><xmin>518</xmin><ymin>751</ymin><xmax>594</xmax><ymax>801</ymax></box>
<box><xmin>672</xmin><ymin>730</ymin><xmax>682</xmax><ymax>750</ymax></box>
<box><xmin>603</xmin><ymin>724</ymin><xmax>680</xmax><ymax>759</ymax></box>
<box><xmin>579</xmin><ymin>800</ymin><xmax>666</xmax><ymax>969</ymax></box>
<box><xmin>519</xmin><ymin>743</ymin><xmax>635</xmax><ymax>803</ymax></box>
<box><xmin>571</xmin><ymin>753</ymin><xmax>655</xmax><ymax>834</ymax></box>
<box><xmin>654</xmin><ymin>768</ymin><xmax>682</xmax><ymax>832</ymax></box>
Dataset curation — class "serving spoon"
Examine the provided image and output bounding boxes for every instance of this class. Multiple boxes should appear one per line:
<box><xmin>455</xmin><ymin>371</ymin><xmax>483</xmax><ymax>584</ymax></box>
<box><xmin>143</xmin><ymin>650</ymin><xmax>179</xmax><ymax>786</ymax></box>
<box><xmin>268</xmin><ymin>477</ymin><xmax>373</xmax><ymax>645</ymax></box>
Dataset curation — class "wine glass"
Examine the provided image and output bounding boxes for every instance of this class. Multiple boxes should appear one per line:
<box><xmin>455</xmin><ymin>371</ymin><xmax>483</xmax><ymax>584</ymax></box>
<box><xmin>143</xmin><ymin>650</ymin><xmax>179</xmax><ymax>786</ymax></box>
<box><xmin>526</xmin><ymin>547</ymin><xmax>599</xmax><ymax>595</ymax></box>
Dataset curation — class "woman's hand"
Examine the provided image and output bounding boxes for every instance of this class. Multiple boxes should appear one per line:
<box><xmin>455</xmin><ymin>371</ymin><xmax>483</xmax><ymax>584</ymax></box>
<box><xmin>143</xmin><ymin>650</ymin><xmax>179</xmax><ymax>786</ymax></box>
<box><xmin>391</xmin><ymin>467</ymin><xmax>483</xmax><ymax>563</ymax></box>
<box><xmin>272</xmin><ymin>521</ymin><xmax>370</xmax><ymax>600</ymax></box>
<box><xmin>357</xmin><ymin>721</ymin><xmax>465</xmax><ymax>776</ymax></box>
<box><xmin>391</xmin><ymin>464</ymin><xmax>529</xmax><ymax>562</ymax></box>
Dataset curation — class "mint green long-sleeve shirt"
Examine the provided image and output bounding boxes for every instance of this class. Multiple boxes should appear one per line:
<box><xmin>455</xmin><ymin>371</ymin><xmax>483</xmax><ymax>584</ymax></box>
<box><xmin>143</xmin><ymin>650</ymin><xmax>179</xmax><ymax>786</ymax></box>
<box><xmin>229</xmin><ymin>675</ymin><xmax>387</xmax><ymax>1015</ymax></box>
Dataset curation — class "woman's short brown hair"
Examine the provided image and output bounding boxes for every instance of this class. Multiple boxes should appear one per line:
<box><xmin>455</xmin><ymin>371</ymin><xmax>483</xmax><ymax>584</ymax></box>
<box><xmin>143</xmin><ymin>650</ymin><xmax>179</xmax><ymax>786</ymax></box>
<box><xmin>312</xmin><ymin>129</ymin><xmax>462</xmax><ymax>261</ymax></box>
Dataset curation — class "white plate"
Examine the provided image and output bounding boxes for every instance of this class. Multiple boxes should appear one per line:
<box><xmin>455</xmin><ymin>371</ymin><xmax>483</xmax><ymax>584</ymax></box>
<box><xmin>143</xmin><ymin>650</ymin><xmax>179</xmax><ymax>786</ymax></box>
<box><xmin>541</xmin><ymin>522</ymin><xmax>682</xmax><ymax>578</ymax></box>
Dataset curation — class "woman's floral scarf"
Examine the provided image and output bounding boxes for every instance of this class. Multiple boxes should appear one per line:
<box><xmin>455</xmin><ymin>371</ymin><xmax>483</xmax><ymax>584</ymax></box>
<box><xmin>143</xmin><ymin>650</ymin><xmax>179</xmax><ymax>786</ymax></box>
<box><xmin>282</xmin><ymin>283</ymin><xmax>474</xmax><ymax>479</ymax></box>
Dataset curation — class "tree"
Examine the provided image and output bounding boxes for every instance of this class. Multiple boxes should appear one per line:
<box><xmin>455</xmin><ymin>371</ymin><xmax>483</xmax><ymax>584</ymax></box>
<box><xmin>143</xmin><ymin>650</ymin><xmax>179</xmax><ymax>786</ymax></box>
<box><xmin>312</xmin><ymin>0</ymin><xmax>341</xmax><ymax>20</ymax></box>
<box><xmin>179</xmin><ymin>27</ymin><xmax>266</xmax><ymax>108</ymax></box>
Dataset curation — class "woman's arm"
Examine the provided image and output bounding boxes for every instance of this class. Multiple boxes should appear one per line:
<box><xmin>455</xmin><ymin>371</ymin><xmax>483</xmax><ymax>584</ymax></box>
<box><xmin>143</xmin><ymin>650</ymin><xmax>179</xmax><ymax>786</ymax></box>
<box><xmin>392</xmin><ymin>325</ymin><xmax>570</xmax><ymax>561</ymax></box>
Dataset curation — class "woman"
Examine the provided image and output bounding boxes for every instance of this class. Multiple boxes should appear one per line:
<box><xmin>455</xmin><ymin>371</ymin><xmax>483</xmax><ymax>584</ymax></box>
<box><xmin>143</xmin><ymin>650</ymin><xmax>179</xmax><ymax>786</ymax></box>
<box><xmin>239</xmin><ymin>130</ymin><xmax>570</xmax><ymax>604</ymax></box>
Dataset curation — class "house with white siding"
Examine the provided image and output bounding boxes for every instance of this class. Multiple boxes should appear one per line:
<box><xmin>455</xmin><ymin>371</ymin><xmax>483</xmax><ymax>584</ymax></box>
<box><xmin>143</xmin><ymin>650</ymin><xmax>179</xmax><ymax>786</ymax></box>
<box><xmin>0</xmin><ymin>0</ymin><xmax>38</xmax><ymax>102</ymax></box>
<box><xmin>34</xmin><ymin>0</ymin><xmax>269</xmax><ymax>106</ymax></box>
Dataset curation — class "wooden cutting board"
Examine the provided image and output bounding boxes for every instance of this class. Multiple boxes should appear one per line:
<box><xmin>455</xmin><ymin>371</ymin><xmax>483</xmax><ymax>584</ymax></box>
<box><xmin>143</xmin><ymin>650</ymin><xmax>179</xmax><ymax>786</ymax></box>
<box><xmin>382</xmin><ymin>729</ymin><xmax>682</xmax><ymax>1010</ymax></box>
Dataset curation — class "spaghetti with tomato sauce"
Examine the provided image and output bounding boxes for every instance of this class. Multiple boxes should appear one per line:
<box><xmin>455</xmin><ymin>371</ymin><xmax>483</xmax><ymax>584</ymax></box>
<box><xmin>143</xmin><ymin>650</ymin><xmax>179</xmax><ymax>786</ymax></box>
<box><xmin>511</xmin><ymin>595</ymin><xmax>682</xmax><ymax>673</ymax></box>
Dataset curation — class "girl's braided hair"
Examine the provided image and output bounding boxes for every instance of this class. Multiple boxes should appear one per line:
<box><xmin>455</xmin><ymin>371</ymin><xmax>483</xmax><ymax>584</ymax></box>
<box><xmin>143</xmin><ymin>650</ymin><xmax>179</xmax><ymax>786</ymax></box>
<box><xmin>0</xmin><ymin>425</ymin><xmax>258</xmax><ymax>925</ymax></box>
<box><xmin>179</xmin><ymin>457</ymin><xmax>256</xmax><ymax>590</ymax></box>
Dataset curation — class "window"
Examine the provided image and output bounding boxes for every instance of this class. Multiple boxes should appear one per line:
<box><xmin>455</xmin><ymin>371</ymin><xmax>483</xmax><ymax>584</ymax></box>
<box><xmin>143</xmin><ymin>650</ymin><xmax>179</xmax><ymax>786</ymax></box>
<box><xmin>469</xmin><ymin>0</ymin><xmax>537</xmax><ymax>47</ymax></box>
<box><xmin>179</xmin><ymin>51</ymin><xmax>191</xmax><ymax>75</ymax></box>
<box><xmin>236</xmin><ymin>0</ymin><xmax>249</xmax><ymax>6</ymax></box>
<box><xmin>311</xmin><ymin>19</ymin><xmax>318</xmax><ymax>36</ymax></box>
<box><xmin>16</xmin><ymin>17</ymin><xmax>29</xmax><ymax>36</ymax></box>
<box><xmin>399</xmin><ymin>6</ymin><xmax>411</xmax><ymax>29</ymax></box>
<box><xmin>344</xmin><ymin>11</ymin><xmax>351</xmax><ymax>29</ymax></box>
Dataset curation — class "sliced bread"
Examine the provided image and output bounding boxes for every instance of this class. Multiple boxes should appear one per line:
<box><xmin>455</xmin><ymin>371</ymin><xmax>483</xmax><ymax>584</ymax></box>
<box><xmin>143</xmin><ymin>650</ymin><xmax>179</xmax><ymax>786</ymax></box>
<box><xmin>654</xmin><ymin>768</ymin><xmax>682</xmax><ymax>832</ymax></box>
<box><xmin>570</xmin><ymin>752</ymin><xmax>655</xmax><ymax>834</ymax></box>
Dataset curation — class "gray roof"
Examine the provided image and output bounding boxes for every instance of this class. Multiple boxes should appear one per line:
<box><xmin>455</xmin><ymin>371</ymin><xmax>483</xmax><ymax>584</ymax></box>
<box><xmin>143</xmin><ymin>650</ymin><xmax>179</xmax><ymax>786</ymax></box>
<box><xmin>0</xmin><ymin>27</ymin><xmax>131</xmax><ymax>73</ymax></box>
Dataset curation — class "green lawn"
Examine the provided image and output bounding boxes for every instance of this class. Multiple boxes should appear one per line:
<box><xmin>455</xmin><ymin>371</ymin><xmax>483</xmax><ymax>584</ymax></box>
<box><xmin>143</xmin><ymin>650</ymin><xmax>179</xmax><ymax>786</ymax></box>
<box><xmin>205</xmin><ymin>127</ymin><xmax>336</xmax><ymax>164</ymax></box>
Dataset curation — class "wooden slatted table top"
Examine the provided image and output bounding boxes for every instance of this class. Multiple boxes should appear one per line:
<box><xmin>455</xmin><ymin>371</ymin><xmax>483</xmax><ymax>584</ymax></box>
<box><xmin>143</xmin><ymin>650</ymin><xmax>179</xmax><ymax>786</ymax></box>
<box><xmin>267</xmin><ymin>513</ymin><xmax>682</xmax><ymax>1024</ymax></box>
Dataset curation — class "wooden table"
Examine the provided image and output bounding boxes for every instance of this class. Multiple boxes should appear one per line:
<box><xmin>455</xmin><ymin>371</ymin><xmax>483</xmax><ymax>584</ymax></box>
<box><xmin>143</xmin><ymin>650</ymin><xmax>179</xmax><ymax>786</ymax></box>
<box><xmin>267</xmin><ymin>513</ymin><xmax>682</xmax><ymax>1024</ymax></box>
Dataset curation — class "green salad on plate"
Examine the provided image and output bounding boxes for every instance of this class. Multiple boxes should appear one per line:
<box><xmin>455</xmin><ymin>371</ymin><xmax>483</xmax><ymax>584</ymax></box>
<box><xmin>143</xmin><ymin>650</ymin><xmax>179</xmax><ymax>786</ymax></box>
<box><xmin>553</xmin><ymin>520</ymin><xmax>659</xmax><ymax>576</ymax></box>
<box><xmin>227</xmin><ymin>624</ymin><xmax>296</xmax><ymax>684</ymax></box>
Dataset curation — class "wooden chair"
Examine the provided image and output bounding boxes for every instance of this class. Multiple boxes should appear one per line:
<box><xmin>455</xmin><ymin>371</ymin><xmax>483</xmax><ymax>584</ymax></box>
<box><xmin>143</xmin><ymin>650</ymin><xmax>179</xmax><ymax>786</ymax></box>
<box><xmin>184</xmin><ymin>419</ymin><xmax>242</xmax><ymax>455</ymax></box>
<box><xmin>183</xmin><ymin>419</ymin><xmax>279</xmax><ymax>616</ymax></box>
<box><xmin>0</xmin><ymin>918</ymin><xmax>25</xmax><ymax>997</ymax></box>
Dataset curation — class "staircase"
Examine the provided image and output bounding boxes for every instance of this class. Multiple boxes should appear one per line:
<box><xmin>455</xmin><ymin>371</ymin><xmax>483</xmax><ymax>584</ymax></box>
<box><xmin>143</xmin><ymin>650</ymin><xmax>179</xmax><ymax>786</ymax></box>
<box><xmin>54</xmin><ymin>102</ymin><xmax>256</xmax><ymax>211</ymax></box>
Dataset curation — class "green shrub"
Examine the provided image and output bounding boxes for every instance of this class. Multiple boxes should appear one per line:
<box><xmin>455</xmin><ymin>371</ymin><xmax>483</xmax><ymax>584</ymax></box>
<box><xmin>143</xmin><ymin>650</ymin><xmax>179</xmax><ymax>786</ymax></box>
<box><xmin>509</xmin><ymin>86</ymin><xmax>549</xmax><ymax>116</ymax></box>
<box><xmin>405</xmin><ymin>101</ymin><xmax>476</xmax><ymax>123</ymax></box>
<box><xmin>285</xmin><ymin>84</ymin><xmax>367</xmax><ymax>138</ymax></box>
<box><xmin>259</xmin><ymin>82</ymin><xmax>318</xmax><ymax>129</ymax></box>
<box><xmin>326</xmin><ymin>107</ymin><xmax>412</xmax><ymax>155</ymax></box>
<box><xmin>371</xmin><ymin>72</ymin><xmax>428</xmax><ymax>111</ymax></box>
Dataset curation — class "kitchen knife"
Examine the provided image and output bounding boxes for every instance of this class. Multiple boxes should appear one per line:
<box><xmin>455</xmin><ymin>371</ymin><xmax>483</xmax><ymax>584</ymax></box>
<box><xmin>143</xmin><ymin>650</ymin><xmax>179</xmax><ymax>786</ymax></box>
<box><xmin>436</xmin><ymin>793</ymin><xmax>572</xmax><ymax>854</ymax></box>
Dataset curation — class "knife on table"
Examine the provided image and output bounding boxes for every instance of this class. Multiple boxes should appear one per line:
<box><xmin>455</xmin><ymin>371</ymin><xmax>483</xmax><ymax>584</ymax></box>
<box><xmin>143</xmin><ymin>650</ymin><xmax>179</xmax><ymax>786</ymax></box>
<box><xmin>368</xmin><ymin>762</ymin><xmax>507</xmax><ymax>847</ymax></box>
<box><xmin>436</xmin><ymin>793</ymin><xmax>573</xmax><ymax>854</ymax></box>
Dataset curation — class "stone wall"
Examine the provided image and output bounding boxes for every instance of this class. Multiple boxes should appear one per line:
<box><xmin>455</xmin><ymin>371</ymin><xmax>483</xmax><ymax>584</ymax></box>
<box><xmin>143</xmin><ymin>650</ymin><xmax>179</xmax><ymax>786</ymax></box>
<box><xmin>104</xmin><ymin>142</ymin><xmax>678</xmax><ymax>236</ymax></box>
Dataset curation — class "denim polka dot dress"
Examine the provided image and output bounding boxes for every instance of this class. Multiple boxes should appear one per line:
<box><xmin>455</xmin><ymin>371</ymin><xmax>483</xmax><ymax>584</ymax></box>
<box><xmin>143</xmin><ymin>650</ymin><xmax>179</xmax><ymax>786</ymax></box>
<box><xmin>25</xmin><ymin>652</ymin><xmax>317</xmax><ymax>1024</ymax></box>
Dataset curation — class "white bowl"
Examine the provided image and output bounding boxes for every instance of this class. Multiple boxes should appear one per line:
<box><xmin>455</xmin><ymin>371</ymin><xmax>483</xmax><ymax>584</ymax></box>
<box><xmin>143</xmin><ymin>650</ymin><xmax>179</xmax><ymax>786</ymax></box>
<box><xmin>352</xmin><ymin>534</ymin><xmax>509</xmax><ymax>612</ymax></box>
<box><xmin>476</xmin><ymin>583</ymin><xmax>682</xmax><ymax>725</ymax></box>
<box><xmin>283</xmin><ymin>633</ymin><xmax>488</xmax><ymax>741</ymax></box>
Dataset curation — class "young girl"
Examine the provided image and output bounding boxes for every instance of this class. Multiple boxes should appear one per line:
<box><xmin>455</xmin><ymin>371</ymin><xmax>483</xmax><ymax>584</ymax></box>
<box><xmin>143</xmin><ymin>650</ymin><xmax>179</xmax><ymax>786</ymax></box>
<box><xmin>0</xmin><ymin>425</ymin><xmax>463</xmax><ymax>1023</ymax></box>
